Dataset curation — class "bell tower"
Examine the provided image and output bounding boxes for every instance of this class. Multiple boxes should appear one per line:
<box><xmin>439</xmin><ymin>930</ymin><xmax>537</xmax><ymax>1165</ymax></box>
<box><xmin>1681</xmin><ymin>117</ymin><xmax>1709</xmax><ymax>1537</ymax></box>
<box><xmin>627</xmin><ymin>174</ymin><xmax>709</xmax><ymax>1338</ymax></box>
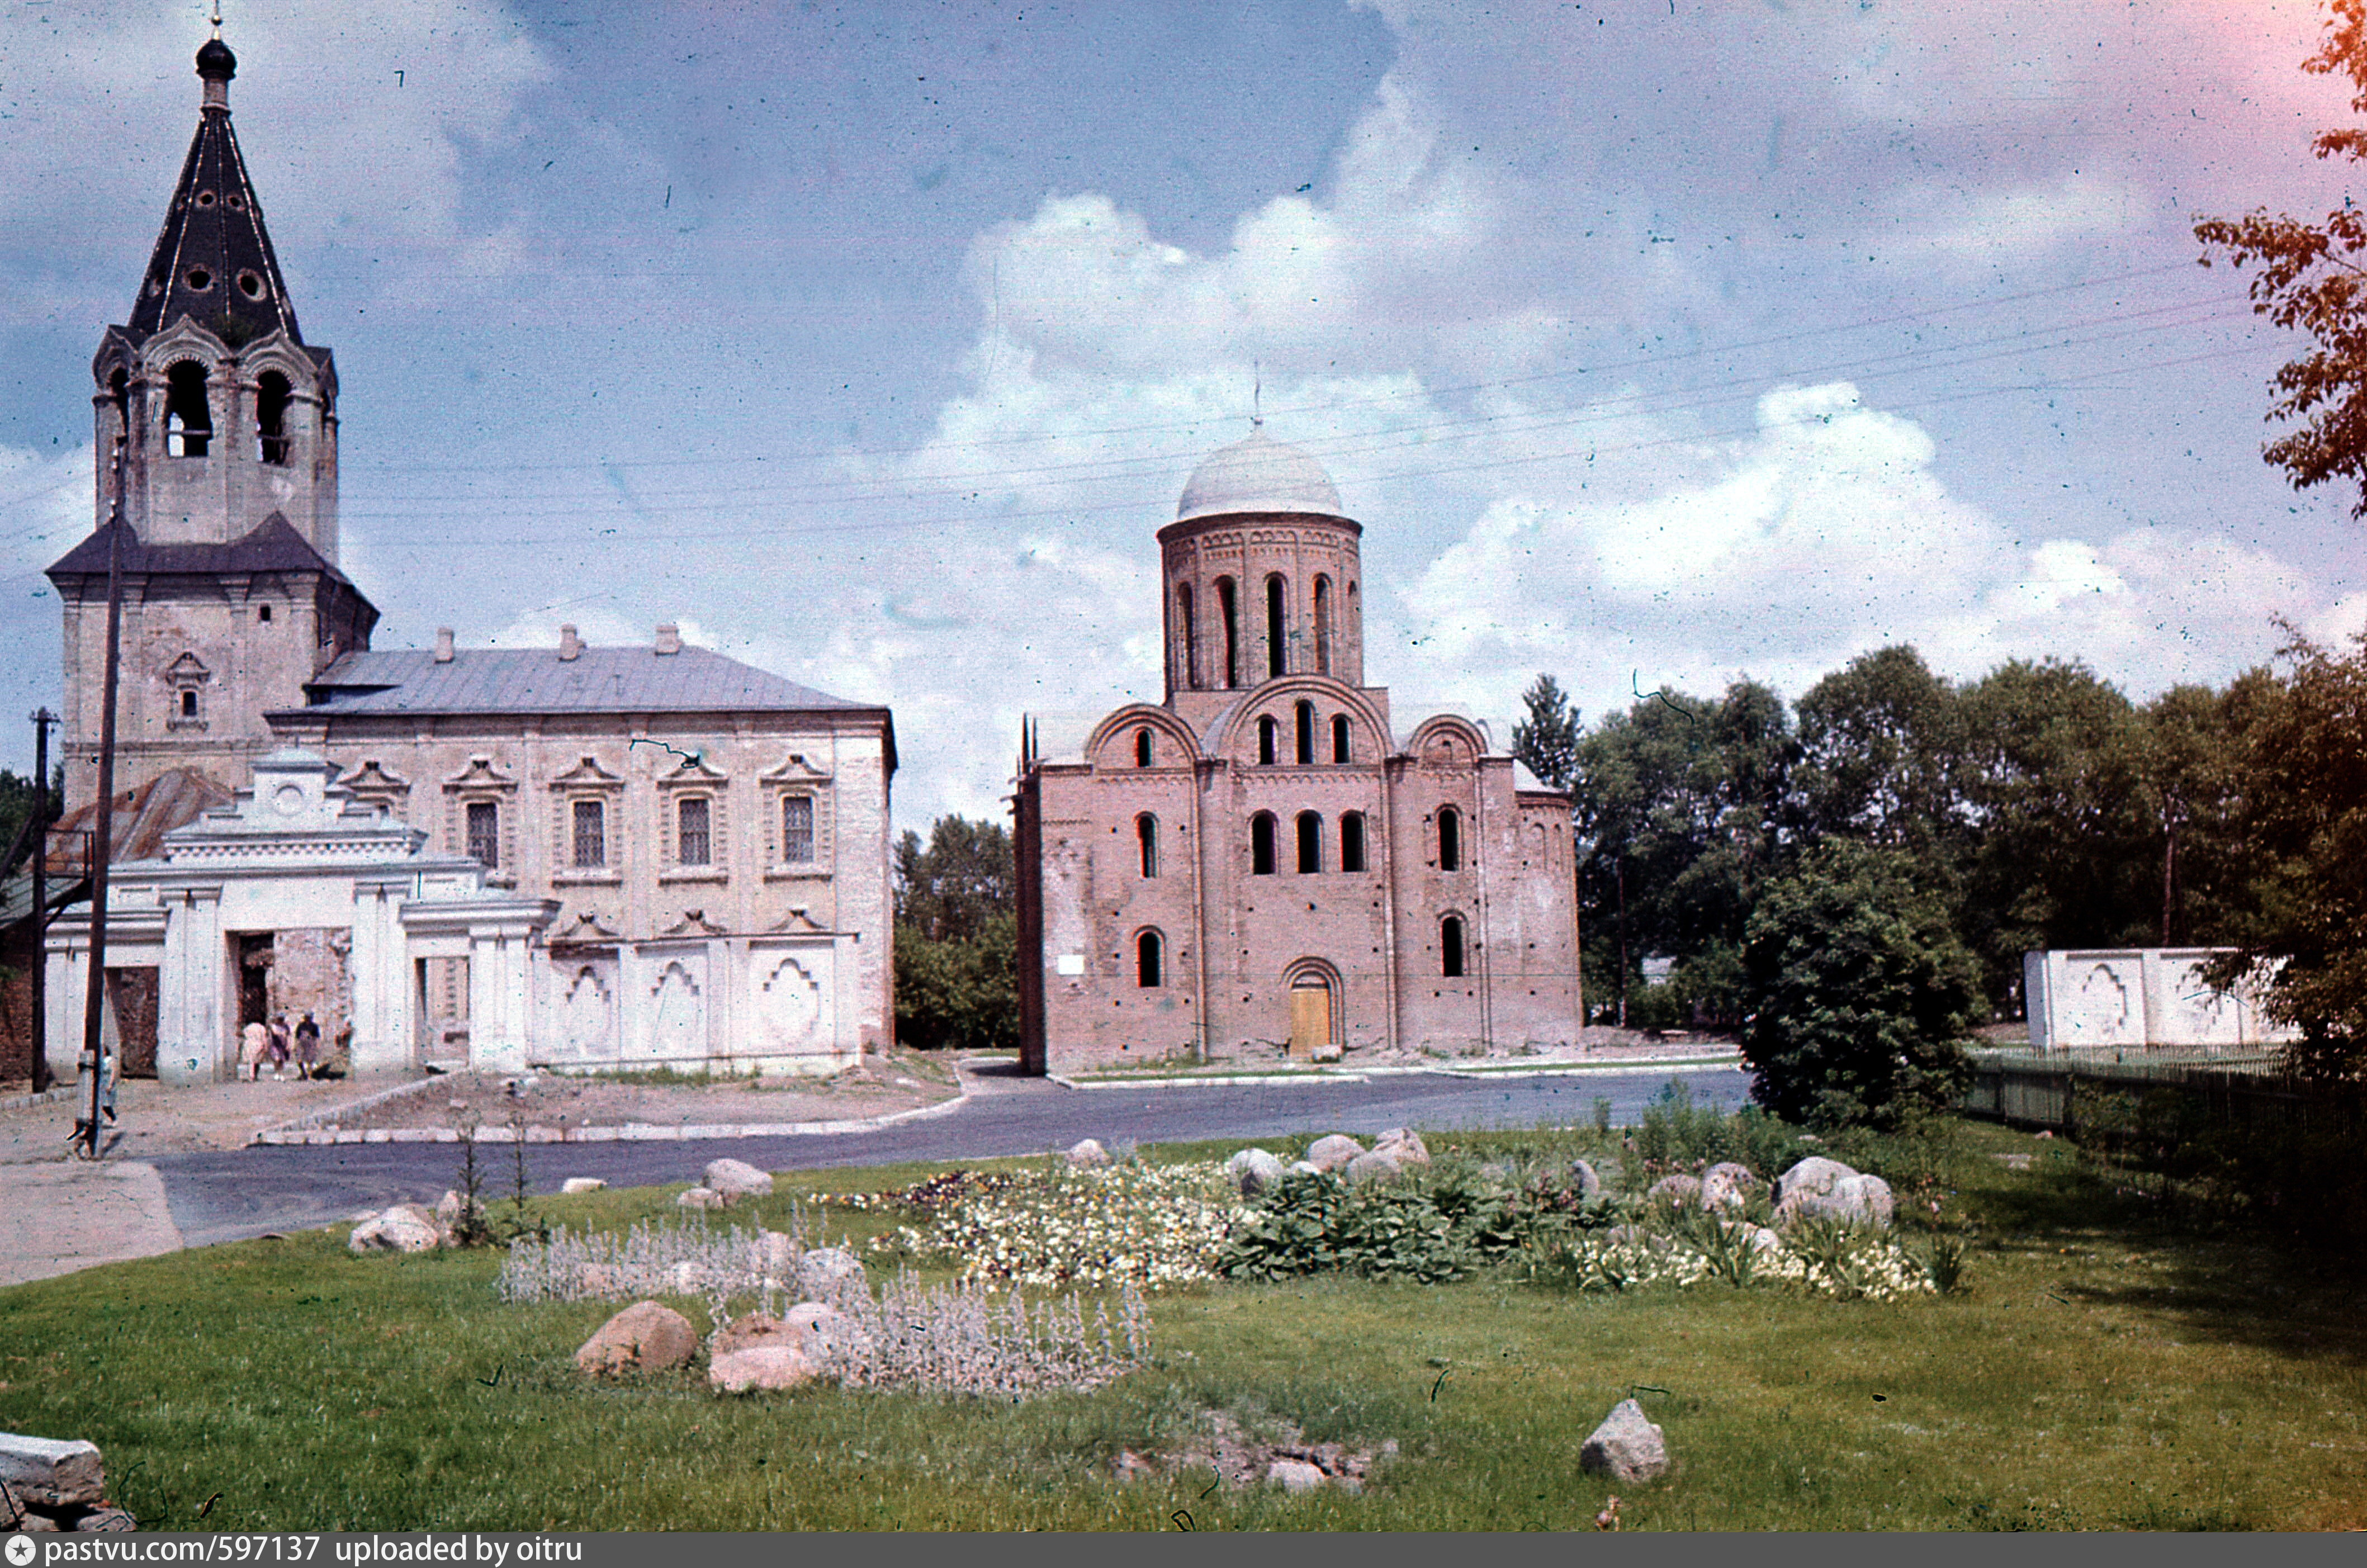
<box><xmin>48</xmin><ymin>34</ymin><xmax>377</xmax><ymax>813</ymax></box>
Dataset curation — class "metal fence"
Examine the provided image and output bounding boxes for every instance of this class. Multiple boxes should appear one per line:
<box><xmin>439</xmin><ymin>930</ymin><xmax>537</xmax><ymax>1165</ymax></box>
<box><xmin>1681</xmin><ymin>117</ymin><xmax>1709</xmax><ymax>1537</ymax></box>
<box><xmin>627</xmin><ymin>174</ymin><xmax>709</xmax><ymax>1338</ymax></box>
<box><xmin>1959</xmin><ymin>1047</ymin><xmax>2353</xmax><ymax>1137</ymax></box>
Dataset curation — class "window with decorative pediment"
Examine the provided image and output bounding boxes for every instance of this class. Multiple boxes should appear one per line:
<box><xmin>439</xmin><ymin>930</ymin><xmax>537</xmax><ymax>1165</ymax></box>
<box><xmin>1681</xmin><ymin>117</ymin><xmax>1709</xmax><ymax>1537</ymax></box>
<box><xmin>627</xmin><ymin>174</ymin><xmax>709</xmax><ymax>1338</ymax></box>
<box><xmin>761</xmin><ymin>753</ymin><xmax>834</xmax><ymax>875</ymax></box>
<box><xmin>163</xmin><ymin>651</ymin><xmax>211</xmax><ymax>732</ymax></box>
<box><xmin>656</xmin><ymin>754</ymin><xmax>729</xmax><ymax>880</ymax></box>
<box><xmin>548</xmin><ymin>755</ymin><xmax>625</xmax><ymax>883</ymax></box>
<box><xmin>338</xmin><ymin>760</ymin><xmax>411</xmax><ymax>821</ymax></box>
<box><xmin>443</xmin><ymin>756</ymin><xmax>518</xmax><ymax>884</ymax></box>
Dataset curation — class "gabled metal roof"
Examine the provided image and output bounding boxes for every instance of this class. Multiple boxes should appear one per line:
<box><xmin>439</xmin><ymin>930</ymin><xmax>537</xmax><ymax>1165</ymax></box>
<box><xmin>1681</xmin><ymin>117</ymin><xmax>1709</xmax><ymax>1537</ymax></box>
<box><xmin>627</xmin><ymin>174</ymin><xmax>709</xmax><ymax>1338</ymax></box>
<box><xmin>288</xmin><ymin>645</ymin><xmax>877</xmax><ymax>718</ymax></box>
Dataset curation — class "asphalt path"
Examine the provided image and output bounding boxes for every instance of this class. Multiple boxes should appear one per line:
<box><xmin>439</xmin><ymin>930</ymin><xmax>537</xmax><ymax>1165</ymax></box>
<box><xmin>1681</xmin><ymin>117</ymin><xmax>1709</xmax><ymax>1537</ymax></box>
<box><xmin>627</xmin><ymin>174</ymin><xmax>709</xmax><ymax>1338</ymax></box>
<box><xmin>152</xmin><ymin>1065</ymin><xmax>1749</xmax><ymax>1247</ymax></box>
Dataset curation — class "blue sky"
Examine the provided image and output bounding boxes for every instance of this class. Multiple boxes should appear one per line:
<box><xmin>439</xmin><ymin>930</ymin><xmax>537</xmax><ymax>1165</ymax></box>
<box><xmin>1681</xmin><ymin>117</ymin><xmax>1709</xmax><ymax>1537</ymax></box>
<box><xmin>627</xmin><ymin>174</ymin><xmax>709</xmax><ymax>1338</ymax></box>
<box><xmin>3</xmin><ymin>0</ymin><xmax>2362</xmax><ymax>830</ymax></box>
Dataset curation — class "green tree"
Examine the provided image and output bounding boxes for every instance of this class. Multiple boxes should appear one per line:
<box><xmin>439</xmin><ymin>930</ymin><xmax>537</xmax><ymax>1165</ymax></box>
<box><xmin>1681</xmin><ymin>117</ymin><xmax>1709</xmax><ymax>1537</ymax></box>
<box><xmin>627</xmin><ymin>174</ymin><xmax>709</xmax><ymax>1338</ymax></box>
<box><xmin>1511</xmin><ymin>672</ymin><xmax>1582</xmax><ymax>792</ymax></box>
<box><xmin>893</xmin><ymin>816</ymin><xmax>1013</xmax><ymax>941</ymax></box>
<box><xmin>1793</xmin><ymin>645</ymin><xmax>1969</xmax><ymax>852</ymax></box>
<box><xmin>0</xmin><ymin>766</ymin><xmax>62</xmax><ymax>868</ymax></box>
<box><xmin>1739</xmin><ymin>839</ymin><xmax>1985</xmax><ymax>1129</ymax></box>
<box><xmin>2199</xmin><ymin>629</ymin><xmax>2367</xmax><ymax>1079</ymax></box>
<box><xmin>2195</xmin><ymin>0</ymin><xmax>2367</xmax><ymax>518</ymax></box>
<box><xmin>892</xmin><ymin>814</ymin><xmax>1019</xmax><ymax>1050</ymax></box>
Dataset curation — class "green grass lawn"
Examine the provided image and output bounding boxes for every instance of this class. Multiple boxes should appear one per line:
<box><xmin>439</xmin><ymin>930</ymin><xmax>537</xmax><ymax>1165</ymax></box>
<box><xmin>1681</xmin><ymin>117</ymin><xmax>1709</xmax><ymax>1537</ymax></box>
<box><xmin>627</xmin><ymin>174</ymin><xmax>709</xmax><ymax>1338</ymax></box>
<box><xmin>2</xmin><ymin>1120</ymin><xmax>2361</xmax><ymax>1531</ymax></box>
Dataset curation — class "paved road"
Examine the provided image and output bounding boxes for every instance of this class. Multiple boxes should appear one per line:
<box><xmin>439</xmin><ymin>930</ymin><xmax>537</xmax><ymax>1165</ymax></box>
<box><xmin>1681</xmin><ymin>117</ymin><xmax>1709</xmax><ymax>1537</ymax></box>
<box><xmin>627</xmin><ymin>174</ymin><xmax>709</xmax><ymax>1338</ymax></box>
<box><xmin>152</xmin><ymin>1065</ymin><xmax>1749</xmax><ymax>1247</ymax></box>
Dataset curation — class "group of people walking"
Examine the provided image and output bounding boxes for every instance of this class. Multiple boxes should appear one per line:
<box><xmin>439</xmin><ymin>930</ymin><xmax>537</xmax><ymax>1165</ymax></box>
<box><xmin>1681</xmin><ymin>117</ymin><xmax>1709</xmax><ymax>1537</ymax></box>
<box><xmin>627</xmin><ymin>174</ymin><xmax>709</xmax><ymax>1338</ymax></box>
<box><xmin>240</xmin><ymin>1012</ymin><xmax>325</xmax><ymax>1082</ymax></box>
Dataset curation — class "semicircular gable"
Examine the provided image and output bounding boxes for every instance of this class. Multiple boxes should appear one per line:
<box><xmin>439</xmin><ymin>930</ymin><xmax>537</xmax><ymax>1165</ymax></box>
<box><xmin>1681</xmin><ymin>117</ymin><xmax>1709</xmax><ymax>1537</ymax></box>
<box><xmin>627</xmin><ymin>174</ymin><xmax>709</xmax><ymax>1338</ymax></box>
<box><xmin>1405</xmin><ymin>713</ymin><xmax>1488</xmax><ymax>766</ymax></box>
<box><xmin>1206</xmin><ymin>675</ymin><xmax>1393</xmax><ymax>761</ymax></box>
<box><xmin>137</xmin><ymin>316</ymin><xmax>232</xmax><ymax>375</ymax></box>
<box><xmin>1086</xmin><ymin>705</ymin><xmax>1203</xmax><ymax>769</ymax></box>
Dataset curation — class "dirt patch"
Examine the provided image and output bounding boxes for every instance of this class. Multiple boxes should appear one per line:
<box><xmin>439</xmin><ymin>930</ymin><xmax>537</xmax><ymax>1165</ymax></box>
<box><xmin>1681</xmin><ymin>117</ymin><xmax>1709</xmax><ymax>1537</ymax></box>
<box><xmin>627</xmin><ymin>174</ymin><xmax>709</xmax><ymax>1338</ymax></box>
<box><xmin>334</xmin><ymin>1061</ymin><xmax>959</xmax><ymax>1134</ymax></box>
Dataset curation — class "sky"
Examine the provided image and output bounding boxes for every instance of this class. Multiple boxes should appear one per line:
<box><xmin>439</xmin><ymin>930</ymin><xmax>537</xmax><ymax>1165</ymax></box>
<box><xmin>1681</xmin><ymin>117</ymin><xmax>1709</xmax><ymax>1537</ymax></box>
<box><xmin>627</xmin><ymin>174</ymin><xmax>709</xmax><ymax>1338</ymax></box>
<box><xmin>3</xmin><ymin>0</ymin><xmax>2364</xmax><ymax>833</ymax></box>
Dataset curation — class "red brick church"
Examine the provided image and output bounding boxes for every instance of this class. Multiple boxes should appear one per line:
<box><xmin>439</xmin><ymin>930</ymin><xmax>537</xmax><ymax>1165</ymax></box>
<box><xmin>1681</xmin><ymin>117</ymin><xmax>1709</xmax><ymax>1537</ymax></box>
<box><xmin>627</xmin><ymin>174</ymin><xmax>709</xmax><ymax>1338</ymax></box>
<box><xmin>1015</xmin><ymin>430</ymin><xmax>1582</xmax><ymax>1072</ymax></box>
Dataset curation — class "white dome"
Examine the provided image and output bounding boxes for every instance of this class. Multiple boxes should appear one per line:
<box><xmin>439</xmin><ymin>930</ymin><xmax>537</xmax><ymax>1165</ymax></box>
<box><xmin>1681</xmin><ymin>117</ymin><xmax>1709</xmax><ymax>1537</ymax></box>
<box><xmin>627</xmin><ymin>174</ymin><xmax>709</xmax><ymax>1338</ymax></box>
<box><xmin>1176</xmin><ymin>430</ymin><xmax>1350</xmax><ymax>523</ymax></box>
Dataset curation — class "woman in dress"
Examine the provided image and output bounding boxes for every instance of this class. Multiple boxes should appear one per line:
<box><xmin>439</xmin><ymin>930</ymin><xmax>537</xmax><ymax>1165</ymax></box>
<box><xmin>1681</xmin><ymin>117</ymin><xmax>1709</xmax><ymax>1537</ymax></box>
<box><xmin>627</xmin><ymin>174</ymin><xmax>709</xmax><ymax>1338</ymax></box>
<box><xmin>240</xmin><ymin>1018</ymin><xmax>269</xmax><ymax>1083</ymax></box>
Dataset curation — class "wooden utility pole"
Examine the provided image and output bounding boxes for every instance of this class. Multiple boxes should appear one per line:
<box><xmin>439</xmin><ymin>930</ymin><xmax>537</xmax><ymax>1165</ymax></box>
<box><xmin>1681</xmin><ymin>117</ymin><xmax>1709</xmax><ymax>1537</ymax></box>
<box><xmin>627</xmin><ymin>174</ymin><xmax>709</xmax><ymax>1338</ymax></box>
<box><xmin>29</xmin><ymin>708</ymin><xmax>54</xmax><ymax>1094</ymax></box>
<box><xmin>77</xmin><ymin>438</ymin><xmax>126</xmax><ymax>1160</ymax></box>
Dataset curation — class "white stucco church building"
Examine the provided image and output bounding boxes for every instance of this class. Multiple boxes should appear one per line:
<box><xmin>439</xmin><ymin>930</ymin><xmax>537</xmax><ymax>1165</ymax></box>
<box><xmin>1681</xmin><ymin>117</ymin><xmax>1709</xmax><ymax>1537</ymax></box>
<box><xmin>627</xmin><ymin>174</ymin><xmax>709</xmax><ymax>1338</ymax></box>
<box><xmin>43</xmin><ymin>36</ymin><xmax>895</xmax><ymax>1083</ymax></box>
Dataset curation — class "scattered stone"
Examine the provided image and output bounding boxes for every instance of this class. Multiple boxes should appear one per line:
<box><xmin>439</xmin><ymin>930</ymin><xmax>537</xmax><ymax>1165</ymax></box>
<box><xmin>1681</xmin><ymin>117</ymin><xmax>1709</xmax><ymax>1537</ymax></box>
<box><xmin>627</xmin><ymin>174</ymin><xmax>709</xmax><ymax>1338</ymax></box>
<box><xmin>347</xmin><ymin>1205</ymin><xmax>448</xmax><ymax>1254</ymax></box>
<box><xmin>1579</xmin><ymin>1399</ymin><xmax>1668</xmax><ymax>1484</ymax></box>
<box><xmin>668</xmin><ymin>1261</ymin><xmax>717</xmax><ymax>1295</ymax></box>
<box><xmin>676</xmin><ymin>1186</ymin><xmax>725</xmax><ymax>1212</ymax></box>
<box><xmin>795</xmin><ymin>1247</ymin><xmax>864</xmax><ymax>1297</ymax></box>
<box><xmin>1570</xmin><ymin>1159</ymin><xmax>1603</xmax><ymax>1201</ymax></box>
<box><xmin>709</xmin><ymin>1345</ymin><xmax>817</xmax><ymax>1394</ymax></box>
<box><xmin>703</xmin><ymin>1158</ymin><xmax>774</xmax><ymax>1198</ymax></box>
<box><xmin>434</xmin><ymin>1190</ymin><xmax>482</xmax><ymax>1226</ymax></box>
<box><xmin>1744</xmin><ymin>1224</ymin><xmax>1785</xmax><ymax>1256</ymax></box>
<box><xmin>1372</xmin><ymin>1128</ymin><xmax>1431</xmax><ymax>1168</ymax></box>
<box><xmin>1066</xmin><ymin>1138</ymin><xmax>1111</xmax><ymax>1168</ymax></box>
<box><xmin>1305</xmin><ymin>1134</ymin><xmax>1366</xmax><ymax>1172</ymax></box>
<box><xmin>67</xmin><ymin>1506</ymin><xmax>136</xmax><ymax>1533</ymax></box>
<box><xmin>1343</xmin><ymin>1150</ymin><xmax>1404</xmax><ymax>1186</ymax></box>
<box><xmin>561</xmin><ymin>1177</ymin><xmax>607</xmax><ymax>1195</ymax></box>
<box><xmin>1699</xmin><ymin>1162</ymin><xmax>1760</xmax><ymax>1213</ymax></box>
<box><xmin>1227</xmin><ymin>1147</ymin><xmax>1287</xmax><ymax>1194</ymax></box>
<box><xmin>578</xmin><ymin>1263</ymin><xmax>622</xmax><ymax>1296</ymax></box>
<box><xmin>1310</xmin><ymin>1041</ymin><xmax>1345</xmax><ymax>1064</ymax></box>
<box><xmin>1148</xmin><ymin>1412</ymin><xmax>1396</xmax><ymax>1494</ymax></box>
<box><xmin>1646</xmin><ymin>1173</ymin><xmax>1703</xmax><ymax>1210</ymax></box>
<box><xmin>1289</xmin><ymin>1159</ymin><xmax>1323</xmax><ymax>1176</ymax></box>
<box><xmin>574</xmin><ymin>1301</ymin><xmax>698</xmax><ymax>1376</ymax></box>
<box><xmin>0</xmin><ymin>1433</ymin><xmax>105</xmax><ymax>1509</ymax></box>
<box><xmin>1266</xmin><ymin>1458</ymin><xmax>1327</xmax><ymax>1494</ymax></box>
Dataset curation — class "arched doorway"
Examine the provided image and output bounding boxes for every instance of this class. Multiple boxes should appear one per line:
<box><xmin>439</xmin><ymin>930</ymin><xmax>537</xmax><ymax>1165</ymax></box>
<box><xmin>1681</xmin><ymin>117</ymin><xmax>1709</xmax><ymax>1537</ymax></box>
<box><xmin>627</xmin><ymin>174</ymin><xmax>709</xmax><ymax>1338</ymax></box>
<box><xmin>1284</xmin><ymin>958</ymin><xmax>1342</xmax><ymax>1062</ymax></box>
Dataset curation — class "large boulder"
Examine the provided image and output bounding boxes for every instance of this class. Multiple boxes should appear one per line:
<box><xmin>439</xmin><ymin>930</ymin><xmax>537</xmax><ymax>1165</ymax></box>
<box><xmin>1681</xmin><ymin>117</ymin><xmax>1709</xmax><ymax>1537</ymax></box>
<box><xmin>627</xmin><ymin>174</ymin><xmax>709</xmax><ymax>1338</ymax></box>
<box><xmin>1646</xmin><ymin>1173</ymin><xmax>1703</xmax><ymax>1210</ymax></box>
<box><xmin>1372</xmin><ymin>1128</ymin><xmax>1431</xmax><ymax>1168</ymax></box>
<box><xmin>1305</xmin><ymin>1134</ymin><xmax>1366</xmax><ymax>1173</ymax></box>
<box><xmin>1066</xmin><ymin>1138</ymin><xmax>1111</xmax><ymax>1168</ymax></box>
<box><xmin>1772</xmin><ymin>1156</ymin><xmax>1859</xmax><ymax>1216</ymax></box>
<box><xmin>1266</xmin><ymin>1458</ymin><xmax>1327</xmax><ymax>1494</ymax></box>
<box><xmin>1227</xmin><ymin>1147</ymin><xmax>1287</xmax><ymax>1195</ymax></box>
<box><xmin>1343</xmin><ymin>1150</ymin><xmax>1404</xmax><ymax>1186</ymax></box>
<box><xmin>574</xmin><ymin>1301</ymin><xmax>699</xmax><ymax>1376</ymax></box>
<box><xmin>1699</xmin><ymin>1162</ymin><xmax>1760</xmax><ymax>1214</ymax></box>
<box><xmin>1579</xmin><ymin>1399</ymin><xmax>1669</xmax><ymax>1484</ymax></box>
<box><xmin>712</xmin><ymin>1312</ymin><xmax>794</xmax><ymax>1357</ymax></box>
<box><xmin>348</xmin><ymin>1205</ymin><xmax>448</xmax><ymax>1254</ymax></box>
<box><xmin>1824</xmin><ymin>1173</ymin><xmax>1896</xmax><ymax>1228</ymax></box>
<box><xmin>709</xmin><ymin>1346</ymin><xmax>817</xmax><ymax>1394</ymax></box>
<box><xmin>0</xmin><ymin>1433</ymin><xmax>105</xmax><ymax>1509</ymax></box>
<box><xmin>1569</xmin><ymin>1159</ymin><xmax>1603</xmax><ymax>1201</ymax></box>
<box><xmin>703</xmin><ymin>1158</ymin><xmax>774</xmax><ymax>1199</ymax></box>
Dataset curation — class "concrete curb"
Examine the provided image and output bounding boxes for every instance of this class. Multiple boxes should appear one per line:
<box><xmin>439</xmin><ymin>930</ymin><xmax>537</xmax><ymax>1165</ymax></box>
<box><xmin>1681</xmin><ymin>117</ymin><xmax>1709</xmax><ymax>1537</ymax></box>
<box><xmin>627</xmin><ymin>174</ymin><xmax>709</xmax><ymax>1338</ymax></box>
<box><xmin>1056</xmin><ymin>1057</ymin><xmax>1743</xmax><ymax>1090</ymax></box>
<box><xmin>249</xmin><ymin>1091</ymin><xmax>972</xmax><ymax>1147</ymax></box>
<box><xmin>255</xmin><ymin>1074</ymin><xmax>448</xmax><ymax>1135</ymax></box>
<box><xmin>0</xmin><ymin>1086</ymin><xmax>78</xmax><ymax>1114</ymax></box>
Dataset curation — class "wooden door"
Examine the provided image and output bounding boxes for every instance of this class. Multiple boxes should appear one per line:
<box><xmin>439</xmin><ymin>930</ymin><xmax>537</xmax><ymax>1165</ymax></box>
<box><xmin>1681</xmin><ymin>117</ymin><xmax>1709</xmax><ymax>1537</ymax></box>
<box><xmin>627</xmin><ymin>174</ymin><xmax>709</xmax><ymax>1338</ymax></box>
<box><xmin>1289</xmin><ymin>983</ymin><xmax>1332</xmax><ymax>1059</ymax></box>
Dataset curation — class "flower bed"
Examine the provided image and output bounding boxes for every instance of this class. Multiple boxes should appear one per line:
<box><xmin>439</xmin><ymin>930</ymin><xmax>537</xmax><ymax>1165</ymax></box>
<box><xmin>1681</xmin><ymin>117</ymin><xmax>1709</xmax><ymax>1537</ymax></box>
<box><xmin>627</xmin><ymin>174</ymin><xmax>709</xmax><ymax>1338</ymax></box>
<box><xmin>825</xmin><ymin>1160</ymin><xmax>1243</xmax><ymax>1290</ymax></box>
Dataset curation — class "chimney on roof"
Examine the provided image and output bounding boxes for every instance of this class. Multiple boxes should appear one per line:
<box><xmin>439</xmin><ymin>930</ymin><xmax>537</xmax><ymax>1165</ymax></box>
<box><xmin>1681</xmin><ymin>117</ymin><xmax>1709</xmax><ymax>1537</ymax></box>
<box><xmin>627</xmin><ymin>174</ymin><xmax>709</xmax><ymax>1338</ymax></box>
<box><xmin>558</xmin><ymin>624</ymin><xmax>583</xmax><ymax>661</ymax></box>
<box><xmin>434</xmin><ymin>627</ymin><xmax>455</xmax><ymax>663</ymax></box>
<box><xmin>655</xmin><ymin>623</ymin><xmax>682</xmax><ymax>656</ymax></box>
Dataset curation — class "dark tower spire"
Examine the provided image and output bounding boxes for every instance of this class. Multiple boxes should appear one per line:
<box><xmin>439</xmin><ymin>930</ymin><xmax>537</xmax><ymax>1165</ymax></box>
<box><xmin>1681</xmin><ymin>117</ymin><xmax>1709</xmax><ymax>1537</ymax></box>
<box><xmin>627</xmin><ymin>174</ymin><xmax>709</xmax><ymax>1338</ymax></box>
<box><xmin>128</xmin><ymin>36</ymin><xmax>304</xmax><ymax>347</ymax></box>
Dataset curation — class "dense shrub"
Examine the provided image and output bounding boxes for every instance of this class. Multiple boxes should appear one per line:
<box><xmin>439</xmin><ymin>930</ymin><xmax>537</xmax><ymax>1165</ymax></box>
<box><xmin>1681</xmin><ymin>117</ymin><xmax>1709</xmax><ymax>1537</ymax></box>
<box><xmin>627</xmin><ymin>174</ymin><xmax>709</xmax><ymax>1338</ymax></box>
<box><xmin>1740</xmin><ymin>840</ymin><xmax>1983</xmax><ymax>1129</ymax></box>
<box><xmin>1217</xmin><ymin>1163</ymin><xmax>1593</xmax><ymax>1284</ymax></box>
